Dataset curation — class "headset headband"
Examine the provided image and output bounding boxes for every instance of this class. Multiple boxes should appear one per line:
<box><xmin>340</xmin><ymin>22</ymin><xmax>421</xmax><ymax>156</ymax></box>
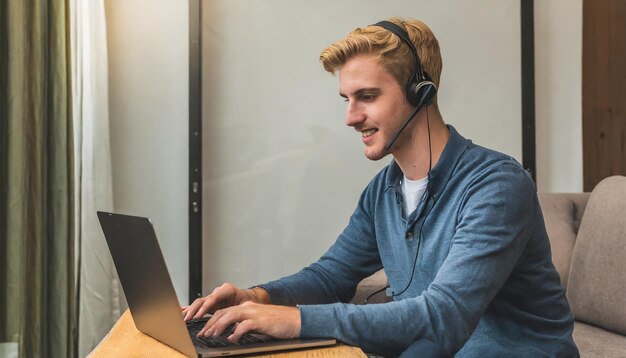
<box><xmin>372</xmin><ymin>20</ymin><xmax>426</xmax><ymax>81</ymax></box>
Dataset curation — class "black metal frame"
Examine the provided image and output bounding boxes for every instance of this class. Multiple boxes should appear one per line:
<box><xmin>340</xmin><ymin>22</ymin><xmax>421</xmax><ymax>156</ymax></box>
<box><xmin>188</xmin><ymin>1</ymin><xmax>537</xmax><ymax>299</ymax></box>
<box><xmin>521</xmin><ymin>0</ymin><xmax>537</xmax><ymax>181</ymax></box>
<box><xmin>188</xmin><ymin>0</ymin><xmax>203</xmax><ymax>303</ymax></box>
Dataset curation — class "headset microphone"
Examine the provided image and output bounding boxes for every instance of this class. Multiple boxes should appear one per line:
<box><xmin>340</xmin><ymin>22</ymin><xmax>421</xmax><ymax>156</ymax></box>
<box><xmin>372</xmin><ymin>20</ymin><xmax>438</xmax><ymax>152</ymax></box>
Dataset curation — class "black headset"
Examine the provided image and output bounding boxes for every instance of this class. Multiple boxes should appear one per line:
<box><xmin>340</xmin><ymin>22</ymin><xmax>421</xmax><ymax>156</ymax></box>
<box><xmin>373</xmin><ymin>20</ymin><xmax>437</xmax><ymax>107</ymax></box>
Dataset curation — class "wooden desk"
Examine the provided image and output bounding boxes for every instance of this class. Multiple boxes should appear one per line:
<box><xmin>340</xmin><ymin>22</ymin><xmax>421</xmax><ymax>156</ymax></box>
<box><xmin>89</xmin><ymin>310</ymin><xmax>366</xmax><ymax>358</ymax></box>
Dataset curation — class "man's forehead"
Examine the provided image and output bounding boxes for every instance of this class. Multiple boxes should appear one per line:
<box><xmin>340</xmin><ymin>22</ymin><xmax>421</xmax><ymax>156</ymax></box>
<box><xmin>338</xmin><ymin>56</ymin><xmax>397</xmax><ymax>95</ymax></box>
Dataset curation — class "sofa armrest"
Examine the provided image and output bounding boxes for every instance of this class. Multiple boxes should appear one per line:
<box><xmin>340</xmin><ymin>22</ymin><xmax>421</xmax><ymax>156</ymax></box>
<box><xmin>350</xmin><ymin>269</ymin><xmax>392</xmax><ymax>304</ymax></box>
<box><xmin>538</xmin><ymin>192</ymin><xmax>590</xmax><ymax>288</ymax></box>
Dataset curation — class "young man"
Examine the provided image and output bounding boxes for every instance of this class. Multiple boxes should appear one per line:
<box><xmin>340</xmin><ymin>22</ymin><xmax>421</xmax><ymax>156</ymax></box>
<box><xmin>183</xmin><ymin>18</ymin><xmax>578</xmax><ymax>357</ymax></box>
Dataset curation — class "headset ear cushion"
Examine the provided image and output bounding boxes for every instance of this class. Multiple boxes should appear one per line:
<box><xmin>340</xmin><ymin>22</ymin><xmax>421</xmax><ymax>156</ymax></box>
<box><xmin>407</xmin><ymin>80</ymin><xmax>437</xmax><ymax>107</ymax></box>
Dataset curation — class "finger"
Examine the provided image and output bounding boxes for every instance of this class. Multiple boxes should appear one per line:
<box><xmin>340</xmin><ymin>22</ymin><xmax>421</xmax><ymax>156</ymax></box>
<box><xmin>207</xmin><ymin>309</ymin><xmax>241</xmax><ymax>337</ymax></box>
<box><xmin>193</xmin><ymin>285</ymin><xmax>233</xmax><ymax>321</ymax></box>
<box><xmin>198</xmin><ymin>308</ymin><xmax>225</xmax><ymax>336</ymax></box>
<box><xmin>186</xmin><ymin>298</ymin><xmax>208</xmax><ymax>321</ymax></box>
<box><xmin>198</xmin><ymin>324</ymin><xmax>213</xmax><ymax>337</ymax></box>
<box><xmin>228</xmin><ymin>319</ymin><xmax>255</xmax><ymax>343</ymax></box>
<box><xmin>184</xmin><ymin>298</ymin><xmax>205</xmax><ymax>321</ymax></box>
<box><xmin>194</xmin><ymin>295</ymin><xmax>218</xmax><ymax>319</ymax></box>
<box><xmin>198</xmin><ymin>321</ymin><xmax>213</xmax><ymax>337</ymax></box>
<box><xmin>181</xmin><ymin>305</ymin><xmax>191</xmax><ymax>316</ymax></box>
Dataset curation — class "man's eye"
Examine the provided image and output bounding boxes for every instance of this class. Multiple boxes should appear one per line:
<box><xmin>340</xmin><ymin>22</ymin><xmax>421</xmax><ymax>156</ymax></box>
<box><xmin>361</xmin><ymin>95</ymin><xmax>375</xmax><ymax>102</ymax></box>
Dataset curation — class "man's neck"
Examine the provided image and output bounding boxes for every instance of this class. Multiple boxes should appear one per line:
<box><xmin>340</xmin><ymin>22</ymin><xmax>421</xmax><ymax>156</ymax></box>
<box><xmin>392</xmin><ymin>109</ymin><xmax>449</xmax><ymax>180</ymax></box>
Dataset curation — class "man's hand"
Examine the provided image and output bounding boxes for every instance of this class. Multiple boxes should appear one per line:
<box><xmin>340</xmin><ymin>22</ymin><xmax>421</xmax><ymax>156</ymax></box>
<box><xmin>197</xmin><ymin>302</ymin><xmax>301</xmax><ymax>343</ymax></box>
<box><xmin>182</xmin><ymin>283</ymin><xmax>270</xmax><ymax>321</ymax></box>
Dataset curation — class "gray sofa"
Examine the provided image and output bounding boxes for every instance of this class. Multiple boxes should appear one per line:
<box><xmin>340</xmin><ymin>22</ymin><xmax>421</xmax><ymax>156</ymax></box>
<box><xmin>352</xmin><ymin>175</ymin><xmax>626</xmax><ymax>356</ymax></box>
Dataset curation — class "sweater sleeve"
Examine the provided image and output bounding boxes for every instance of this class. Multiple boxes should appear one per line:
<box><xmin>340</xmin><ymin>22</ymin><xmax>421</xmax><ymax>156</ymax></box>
<box><xmin>298</xmin><ymin>165</ymin><xmax>538</xmax><ymax>356</ymax></box>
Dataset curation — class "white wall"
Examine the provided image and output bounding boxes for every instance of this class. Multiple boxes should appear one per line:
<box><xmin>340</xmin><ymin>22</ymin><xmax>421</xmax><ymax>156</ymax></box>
<box><xmin>105</xmin><ymin>0</ymin><xmax>189</xmax><ymax>304</ymax></box>
<box><xmin>535</xmin><ymin>0</ymin><xmax>583</xmax><ymax>192</ymax></box>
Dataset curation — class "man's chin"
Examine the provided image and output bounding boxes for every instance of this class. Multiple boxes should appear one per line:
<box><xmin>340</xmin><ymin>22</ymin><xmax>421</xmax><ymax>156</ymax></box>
<box><xmin>364</xmin><ymin>148</ymin><xmax>388</xmax><ymax>161</ymax></box>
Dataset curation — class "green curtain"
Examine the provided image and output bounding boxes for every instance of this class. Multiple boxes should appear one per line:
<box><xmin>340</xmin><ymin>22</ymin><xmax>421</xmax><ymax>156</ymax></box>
<box><xmin>0</xmin><ymin>0</ymin><xmax>76</xmax><ymax>357</ymax></box>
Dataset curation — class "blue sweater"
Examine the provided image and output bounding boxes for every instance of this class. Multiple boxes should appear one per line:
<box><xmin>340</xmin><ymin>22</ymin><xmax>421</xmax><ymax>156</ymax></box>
<box><xmin>260</xmin><ymin>126</ymin><xmax>578</xmax><ymax>357</ymax></box>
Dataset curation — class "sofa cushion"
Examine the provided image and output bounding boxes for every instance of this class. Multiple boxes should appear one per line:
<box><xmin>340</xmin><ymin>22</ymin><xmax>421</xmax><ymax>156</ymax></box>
<box><xmin>573</xmin><ymin>321</ymin><xmax>626</xmax><ymax>358</ymax></box>
<box><xmin>567</xmin><ymin>176</ymin><xmax>626</xmax><ymax>335</ymax></box>
<box><xmin>538</xmin><ymin>192</ymin><xmax>590</xmax><ymax>287</ymax></box>
<box><xmin>350</xmin><ymin>269</ymin><xmax>390</xmax><ymax>304</ymax></box>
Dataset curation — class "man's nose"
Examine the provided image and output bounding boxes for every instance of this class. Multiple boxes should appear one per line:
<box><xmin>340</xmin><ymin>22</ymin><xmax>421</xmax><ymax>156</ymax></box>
<box><xmin>345</xmin><ymin>102</ymin><xmax>365</xmax><ymax>127</ymax></box>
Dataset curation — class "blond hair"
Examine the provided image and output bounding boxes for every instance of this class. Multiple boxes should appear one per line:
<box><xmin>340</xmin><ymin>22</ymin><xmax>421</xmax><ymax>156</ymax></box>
<box><xmin>320</xmin><ymin>17</ymin><xmax>442</xmax><ymax>104</ymax></box>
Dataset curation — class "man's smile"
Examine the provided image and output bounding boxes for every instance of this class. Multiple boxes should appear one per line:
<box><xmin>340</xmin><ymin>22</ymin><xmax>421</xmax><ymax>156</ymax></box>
<box><xmin>361</xmin><ymin>129</ymin><xmax>378</xmax><ymax>138</ymax></box>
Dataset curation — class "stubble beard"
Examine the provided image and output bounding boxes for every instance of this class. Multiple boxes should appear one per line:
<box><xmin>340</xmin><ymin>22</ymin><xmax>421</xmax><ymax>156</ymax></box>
<box><xmin>364</xmin><ymin>145</ymin><xmax>389</xmax><ymax>161</ymax></box>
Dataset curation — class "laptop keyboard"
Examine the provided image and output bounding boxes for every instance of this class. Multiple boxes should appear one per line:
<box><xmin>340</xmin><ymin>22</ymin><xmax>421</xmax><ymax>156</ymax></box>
<box><xmin>186</xmin><ymin>317</ymin><xmax>274</xmax><ymax>348</ymax></box>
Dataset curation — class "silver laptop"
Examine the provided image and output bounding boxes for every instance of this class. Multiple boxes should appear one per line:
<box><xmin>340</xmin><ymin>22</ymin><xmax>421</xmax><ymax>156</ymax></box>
<box><xmin>97</xmin><ymin>211</ymin><xmax>336</xmax><ymax>357</ymax></box>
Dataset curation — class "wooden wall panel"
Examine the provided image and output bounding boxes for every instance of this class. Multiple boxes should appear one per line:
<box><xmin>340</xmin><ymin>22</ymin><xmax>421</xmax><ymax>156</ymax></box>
<box><xmin>583</xmin><ymin>0</ymin><xmax>626</xmax><ymax>191</ymax></box>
